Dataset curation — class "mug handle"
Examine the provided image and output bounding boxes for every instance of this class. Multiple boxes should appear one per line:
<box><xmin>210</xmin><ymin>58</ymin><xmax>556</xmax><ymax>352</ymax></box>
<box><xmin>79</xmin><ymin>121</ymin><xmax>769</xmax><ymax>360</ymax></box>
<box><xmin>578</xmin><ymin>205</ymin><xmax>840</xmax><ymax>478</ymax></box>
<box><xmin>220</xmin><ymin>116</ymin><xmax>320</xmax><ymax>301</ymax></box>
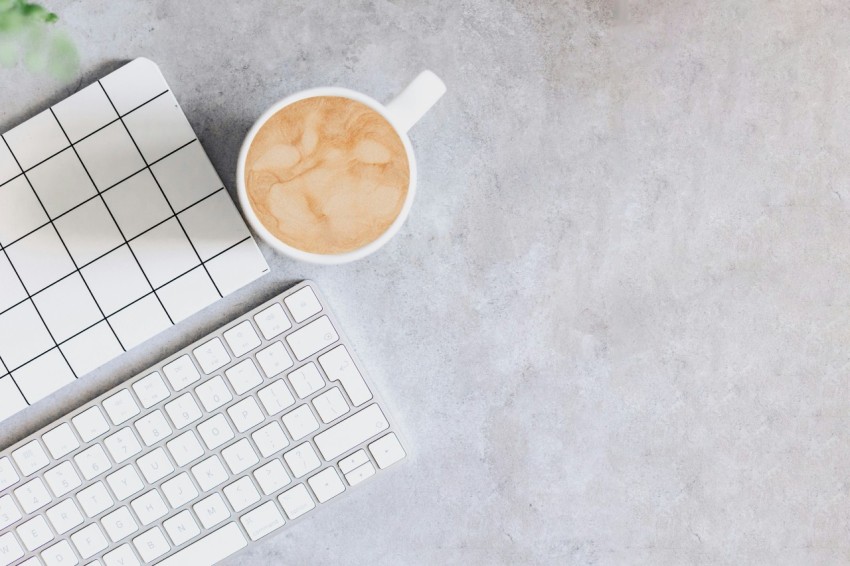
<box><xmin>385</xmin><ymin>70</ymin><xmax>446</xmax><ymax>134</ymax></box>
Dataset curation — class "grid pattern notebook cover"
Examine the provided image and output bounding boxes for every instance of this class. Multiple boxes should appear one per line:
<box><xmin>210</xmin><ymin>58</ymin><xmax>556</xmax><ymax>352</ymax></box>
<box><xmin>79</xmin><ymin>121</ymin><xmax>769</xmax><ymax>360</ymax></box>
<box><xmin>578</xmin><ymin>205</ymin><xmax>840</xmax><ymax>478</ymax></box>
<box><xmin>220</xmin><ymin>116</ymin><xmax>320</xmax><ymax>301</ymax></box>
<box><xmin>0</xmin><ymin>58</ymin><xmax>269</xmax><ymax>422</ymax></box>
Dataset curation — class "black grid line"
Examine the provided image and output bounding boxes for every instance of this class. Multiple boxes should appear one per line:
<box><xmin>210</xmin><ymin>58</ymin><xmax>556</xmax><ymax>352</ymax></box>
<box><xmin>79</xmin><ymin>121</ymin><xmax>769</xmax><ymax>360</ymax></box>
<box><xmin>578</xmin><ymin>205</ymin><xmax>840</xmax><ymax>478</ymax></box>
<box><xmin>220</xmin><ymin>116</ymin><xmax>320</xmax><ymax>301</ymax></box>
<box><xmin>97</xmin><ymin>80</ymin><xmax>224</xmax><ymax>299</ymax></box>
<box><xmin>0</xmin><ymin>89</ymin><xmax>170</xmax><ymax>193</ymax></box>
<box><xmin>1</xmin><ymin>234</ymin><xmax>255</xmax><ymax>374</ymax></box>
<box><xmin>1</xmin><ymin>132</ymin><xmax>126</xmax><ymax>362</ymax></box>
<box><xmin>12</xmin><ymin>129</ymin><xmax>126</xmax><ymax>348</ymax></box>
<box><xmin>0</xmin><ymin>353</ymin><xmax>26</xmax><ymax>402</ymax></box>
<box><xmin>0</xmin><ymin>135</ymin><xmax>80</xmax><ymax>380</ymax></box>
<box><xmin>0</xmin><ymin>67</ymin><xmax>266</xmax><ymax>416</ymax></box>
<box><xmin>0</xmin><ymin>187</ymin><xmax>230</xmax><ymax>320</ymax></box>
<box><xmin>0</xmin><ymin>138</ymin><xmax>201</xmax><ymax>250</ymax></box>
<box><xmin>49</xmin><ymin>106</ymin><xmax>174</xmax><ymax>331</ymax></box>
<box><xmin>0</xmin><ymin>89</ymin><xmax>173</xmax><ymax>379</ymax></box>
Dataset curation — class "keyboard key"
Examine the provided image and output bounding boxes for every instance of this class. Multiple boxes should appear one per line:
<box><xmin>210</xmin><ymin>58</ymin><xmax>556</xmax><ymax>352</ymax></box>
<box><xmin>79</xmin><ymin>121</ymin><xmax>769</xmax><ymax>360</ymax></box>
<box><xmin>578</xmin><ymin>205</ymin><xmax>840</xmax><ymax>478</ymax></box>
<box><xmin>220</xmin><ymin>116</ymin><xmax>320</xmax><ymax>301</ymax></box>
<box><xmin>195</xmin><ymin>375</ymin><xmax>233</xmax><ymax>412</ymax></box>
<box><xmin>0</xmin><ymin>532</ymin><xmax>24</xmax><ymax>565</ymax></box>
<box><xmin>338</xmin><ymin>449</ymin><xmax>369</xmax><ymax>474</ymax></box>
<box><xmin>192</xmin><ymin>337</ymin><xmax>230</xmax><ymax>374</ymax></box>
<box><xmin>77</xmin><ymin>481</ymin><xmax>113</xmax><ymax>517</ymax></box>
<box><xmin>369</xmin><ymin>432</ymin><xmax>407</xmax><ymax>469</ymax></box>
<box><xmin>102</xmin><ymin>506</ymin><xmax>138</xmax><ymax>542</ymax></box>
<box><xmin>240</xmin><ymin>500</ymin><xmax>285</xmax><ymax>541</ymax></box>
<box><xmin>12</xmin><ymin>440</ymin><xmax>49</xmax><ymax>476</ymax></box>
<box><xmin>286</xmin><ymin>362</ymin><xmax>324</xmax><ymax>398</ymax></box>
<box><xmin>72</xmin><ymin>406</ymin><xmax>110</xmax><ymax>443</ymax></box>
<box><xmin>75</xmin><ymin>445</ymin><xmax>112</xmax><ymax>480</ymax></box>
<box><xmin>164</xmin><ymin>393</ymin><xmax>202</xmax><ymax>429</ymax></box>
<box><xmin>104</xmin><ymin>427</ymin><xmax>142</xmax><ymax>463</ymax></box>
<box><xmin>134</xmin><ymin>409</ymin><xmax>173</xmax><ymax>446</ymax></box>
<box><xmin>277</xmin><ymin>484</ymin><xmax>315</xmax><ymax>520</ymax></box>
<box><xmin>0</xmin><ymin>495</ymin><xmax>20</xmax><ymax>529</ymax></box>
<box><xmin>224</xmin><ymin>358</ymin><xmax>263</xmax><ymax>395</ymax></box>
<box><xmin>18</xmin><ymin>515</ymin><xmax>53</xmax><ymax>551</ymax></box>
<box><xmin>163</xmin><ymin>510</ymin><xmax>200</xmax><ymax>546</ymax></box>
<box><xmin>71</xmin><ymin>523</ymin><xmax>108</xmax><ymax>558</ymax></box>
<box><xmin>136</xmin><ymin>447</ymin><xmax>174</xmax><ymax>483</ymax></box>
<box><xmin>46</xmin><ymin>499</ymin><xmax>83</xmax><ymax>534</ymax></box>
<box><xmin>0</xmin><ymin>283</ymin><xmax>402</xmax><ymax>566</ymax></box>
<box><xmin>227</xmin><ymin>397</ymin><xmax>264</xmax><ymax>432</ymax></box>
<box><xmin>252</xmin><ymin>421</ymin><xmax>289</xmax><ymax>457</ymax></box>
<box><xmin>14</xmin><ymin>477</ymin><xmax>51</xmax><ymax>513</ymax></box>
<box><xmin>223</xmin><ymin>477</ymin><xmax>260</xmax><ymax>512</ymax></box>
<box><xmin>345</xmin><ymin>461</ymin><xmax>376</xmax><ymax>486</ymax></box>
<box><xmin>106</xmin><ymin>465</ymin><xmax>144</xmax><ymax>501</ymax></box>
<box><xmin>313</xmin><ymin>386</ymin><xmax>349</xmax><ymax>423</ymax></box>
<box><xmin>131</xmin><ymin>490</ymin><xmax>168</xmax><ymax>525</ymax></box>
<box><xmin>42</xmin><ymin>423</ymin><xmax>80</xmax><ymax>459</ymax></box>
<box><xmin>41</xmin><ymin>539</ymin><xmax>77</xmax><ymax>566</ymax></box>
<box><xmin>102</xmin><ymin>390</ymin><xmax>140</xmax><ymax>425</ymax></box>
<box><xmin>192</xmin><ymin>493</ymin><xmax>230</xmax><ymax>529</ymax></box>
<box><xmin>255</xmin><ymin>342</ymin><xmax>293</xmax><ymax>378</ymax></box>
<box><xmin>191</xmin><ymin>455</ymin><xmax>228</xmax><ymax>491</ymax></box>
<box><xmin>102</xmin><ymin>544</ymin><xmax>139</xmax><ymax>566</ymax></box>
<box><xmin>253</xmin><ymin>303</ymin><xmax>291</xmax><ymax>340</ymax></box>
<box><xmin>283</xmin><ymin>286</ymin><xmax>322</xmax><ymax>322</ymax></box>
<box><xmin>157</xmin><ymin>523</ymin><xmax>246</xmax><ymax>566</ymax></box>
<box><xmin>166</xmin><ymin>431</ymin><xmax>204</xmax><ymax>467</ymax></box>
<box><xmin>253</xmin><ymin>459</ymin><xmax>290</xmax><ymax>495</ymax></box>
<box><xmin>161</xmin><ymin>473</ymin><xmax>198</xmax><ymax>509</ymax></box>
<box><xmin>197</xmin><ymin>413</ymin><xmax>234</xmax><ymax>450</ymax></box>
<box><xmin>221</xmin><ymin>438</ymin><xmax>259</xmax><ymax>475</ymax></box>
<box><xmin>162</xmin><ymin>355</ymin><xmax>200</xmax><ymax>391</ymax></box>
<box><xmin>318</xmin><ymin>345</ymin><xmax>372</xmax><ymax>406</ymax></box>
<box><xmin>223</xmin><ymin>321</ymin><xmax>261</xmax><ymax>357</ymax></box>
<box><xmin>308</xmin><ymin>467</ymin><xmax>345</xmax><ymax>503</ymax></box>
<box><xmin>132</xmin><ymin>372</ymin><xmax>169</xmax><ymax>408</ymax></box>
<box><xmin>44</xmin><ymin>461</ymin><xmax>82</xmax><ymax>497</ymax></box>
<box><xmin>283</xmin><ymin>442</ymin><xmax>320</xmax><ymax>478</ymax></box>
<box><xmin>314</xmin><ymin>404</ymin><xmax>389</xmax><ymax>461</ymax></box>
<box><xmin>0</xmin><ymin>457</ymin><xmax>19</xmax><ymax>490</ymax></box>
<box><xmin>281</xmin><ymin>405</ymin><xmax>319</xmax><ymax>441</ymax></box>
<box><xmin>286</xmin><ymin>315</ymin><xmax>338</xmax><ymax>360</ymax></box>
<box><xmin>132</xmin><ymin>526</ymin><xmax>170</xmax><ymax>562</ymax></box>
<box><xmin>257</xmin><ymin>380</ymin><xmax>295</xmax><ymax>415</ymax></box>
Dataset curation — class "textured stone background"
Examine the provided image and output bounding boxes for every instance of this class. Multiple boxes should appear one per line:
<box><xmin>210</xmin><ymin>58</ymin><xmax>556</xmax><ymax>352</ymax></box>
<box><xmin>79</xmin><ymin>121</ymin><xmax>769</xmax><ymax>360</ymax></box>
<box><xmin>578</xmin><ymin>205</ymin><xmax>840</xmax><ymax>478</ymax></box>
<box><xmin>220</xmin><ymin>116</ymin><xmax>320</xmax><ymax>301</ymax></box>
<box><xmin>3</xmin><ymin>1</ymin><xmax>850</xmax><ymax>564</ymax></box>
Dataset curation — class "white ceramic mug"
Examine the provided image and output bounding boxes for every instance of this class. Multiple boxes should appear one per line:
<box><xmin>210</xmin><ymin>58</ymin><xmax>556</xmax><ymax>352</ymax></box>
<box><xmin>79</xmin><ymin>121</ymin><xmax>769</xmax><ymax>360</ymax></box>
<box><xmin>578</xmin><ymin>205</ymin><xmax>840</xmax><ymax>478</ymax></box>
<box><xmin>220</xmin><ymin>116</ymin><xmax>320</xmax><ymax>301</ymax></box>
<box><xmin>236</xmin><ymin>71</ymin><xmax>446</xmax><ymax>264</ymax></box>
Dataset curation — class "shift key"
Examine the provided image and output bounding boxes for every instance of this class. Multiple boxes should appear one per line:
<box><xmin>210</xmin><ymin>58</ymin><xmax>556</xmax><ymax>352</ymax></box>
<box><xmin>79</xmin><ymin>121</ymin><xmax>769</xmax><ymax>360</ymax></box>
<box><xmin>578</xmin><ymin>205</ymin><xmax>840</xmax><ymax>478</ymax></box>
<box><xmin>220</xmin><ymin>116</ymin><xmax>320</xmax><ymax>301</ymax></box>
<box><xmin>314</xmin><ymin>405</ymin><xmax>389</xmax><ymax>460</ymax></box>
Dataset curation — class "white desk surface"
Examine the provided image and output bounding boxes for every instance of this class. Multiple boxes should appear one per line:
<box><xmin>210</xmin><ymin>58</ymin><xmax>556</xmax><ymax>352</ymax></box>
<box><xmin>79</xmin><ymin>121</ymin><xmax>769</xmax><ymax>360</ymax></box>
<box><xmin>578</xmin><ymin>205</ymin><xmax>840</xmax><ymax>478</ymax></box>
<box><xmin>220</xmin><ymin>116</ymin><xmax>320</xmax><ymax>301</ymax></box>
<box><xmin>2</xmin><ymin>1</ymin><xmax>849</xmax><ymax>564</ymax></box>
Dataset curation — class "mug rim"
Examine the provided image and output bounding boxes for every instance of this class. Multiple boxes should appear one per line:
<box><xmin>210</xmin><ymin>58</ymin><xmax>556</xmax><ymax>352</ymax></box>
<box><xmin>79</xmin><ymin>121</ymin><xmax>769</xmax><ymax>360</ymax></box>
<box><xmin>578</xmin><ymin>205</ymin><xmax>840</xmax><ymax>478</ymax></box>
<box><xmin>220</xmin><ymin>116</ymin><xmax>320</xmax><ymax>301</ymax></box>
<box><xmin>236</xmin><ymin>86</ymin><xmax>418</xmax><ymax>265</ymax></box>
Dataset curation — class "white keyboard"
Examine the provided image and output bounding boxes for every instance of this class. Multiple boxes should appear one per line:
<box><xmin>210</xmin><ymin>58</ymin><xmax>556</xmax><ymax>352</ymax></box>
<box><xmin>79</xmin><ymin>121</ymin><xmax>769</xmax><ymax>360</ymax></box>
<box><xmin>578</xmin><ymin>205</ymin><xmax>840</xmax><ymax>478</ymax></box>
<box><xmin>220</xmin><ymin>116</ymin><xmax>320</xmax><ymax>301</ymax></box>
<box><xmin>0</xmin><ymin>281</ymin><xmax>407</xmax><ymax>565</ymax></box>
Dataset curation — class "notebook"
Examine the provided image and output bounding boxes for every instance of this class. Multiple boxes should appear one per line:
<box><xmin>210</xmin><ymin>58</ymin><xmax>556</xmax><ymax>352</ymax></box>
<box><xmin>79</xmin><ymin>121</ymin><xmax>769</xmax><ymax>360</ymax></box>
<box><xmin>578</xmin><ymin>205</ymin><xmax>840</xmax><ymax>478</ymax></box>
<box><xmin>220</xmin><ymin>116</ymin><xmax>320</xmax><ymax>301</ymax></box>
<box><xmin>0</xmin><ymin>58</ymin><xmax>268</xmax><ymax>422</ymax></box>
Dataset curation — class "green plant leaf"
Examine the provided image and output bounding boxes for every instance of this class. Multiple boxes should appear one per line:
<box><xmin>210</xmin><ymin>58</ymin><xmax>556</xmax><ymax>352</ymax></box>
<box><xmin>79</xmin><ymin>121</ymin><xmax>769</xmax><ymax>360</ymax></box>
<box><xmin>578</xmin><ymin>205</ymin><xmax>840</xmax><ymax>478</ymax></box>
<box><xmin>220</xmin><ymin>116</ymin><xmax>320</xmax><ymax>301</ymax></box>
<box><xmin>0</xmin><ymin>1</ymin><xmax>76</xmax><ymax>78</ymax></box>
<box><xmin>46</xmin><ymin>31</ymin><xmax>76</xmax><ymax>80</ymax></box>
<box><xmin>0</xmin><ymin>38</ymin><xmax>17</xmax><ymax>66</ymax></box>
<box><xmin>18</xmin><ymin>2</ymin><xmax>57</xmax><ymax>23</ymax></box>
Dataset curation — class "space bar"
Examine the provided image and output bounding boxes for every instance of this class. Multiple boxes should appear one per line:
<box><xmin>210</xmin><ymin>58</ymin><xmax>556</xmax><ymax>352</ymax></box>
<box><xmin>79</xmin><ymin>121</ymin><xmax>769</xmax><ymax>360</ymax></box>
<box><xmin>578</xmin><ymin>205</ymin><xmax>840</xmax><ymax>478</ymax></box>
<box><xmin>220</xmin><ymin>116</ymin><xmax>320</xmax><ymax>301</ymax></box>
<box><xmin>157</xmin><ymin>523</ymin><xmax>247</xmax><ymax>566</ymax></box>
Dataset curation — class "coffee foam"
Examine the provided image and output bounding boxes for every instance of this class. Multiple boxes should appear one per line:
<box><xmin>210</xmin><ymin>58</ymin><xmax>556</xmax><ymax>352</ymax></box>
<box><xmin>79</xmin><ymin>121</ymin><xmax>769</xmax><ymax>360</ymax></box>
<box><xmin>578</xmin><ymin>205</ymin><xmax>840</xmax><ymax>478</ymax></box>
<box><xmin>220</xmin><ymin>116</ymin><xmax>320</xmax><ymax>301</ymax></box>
<box><xmin>245</xmin><ymin>96</ymin><xmax>410</xmax><ymax>255</ymax></box>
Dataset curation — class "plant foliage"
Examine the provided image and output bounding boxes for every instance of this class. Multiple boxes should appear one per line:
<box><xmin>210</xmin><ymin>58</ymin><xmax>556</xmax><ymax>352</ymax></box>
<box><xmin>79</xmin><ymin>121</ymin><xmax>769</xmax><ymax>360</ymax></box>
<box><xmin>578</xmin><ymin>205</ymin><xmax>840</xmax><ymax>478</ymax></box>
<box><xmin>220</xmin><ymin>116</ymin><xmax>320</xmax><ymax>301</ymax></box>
<box><xmin>0</xmin><ymin>0</ymin><xmax>78</xmax><ymax>79</ymax></box>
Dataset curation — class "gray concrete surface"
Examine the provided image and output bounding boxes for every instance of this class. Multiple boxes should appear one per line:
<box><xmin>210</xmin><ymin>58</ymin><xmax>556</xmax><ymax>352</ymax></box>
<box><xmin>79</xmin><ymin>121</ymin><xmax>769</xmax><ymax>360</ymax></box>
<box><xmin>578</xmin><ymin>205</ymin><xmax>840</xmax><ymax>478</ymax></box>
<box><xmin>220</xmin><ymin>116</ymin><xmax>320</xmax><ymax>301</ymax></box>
<box><xmin>3</xmin><ymin>0</ymin><xmax>850</xmax><ymax>564</ymax></box>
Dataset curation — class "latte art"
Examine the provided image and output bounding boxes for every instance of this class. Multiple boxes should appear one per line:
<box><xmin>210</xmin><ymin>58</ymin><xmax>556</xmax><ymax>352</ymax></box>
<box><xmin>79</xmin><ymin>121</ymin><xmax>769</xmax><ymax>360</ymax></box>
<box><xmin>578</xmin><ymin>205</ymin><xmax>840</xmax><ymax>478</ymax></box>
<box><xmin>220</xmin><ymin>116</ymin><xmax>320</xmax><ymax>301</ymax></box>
<box><xmin>245</xmin><ymin>96</ymin><xmax>410</xmax><ymax>255</ymax></box>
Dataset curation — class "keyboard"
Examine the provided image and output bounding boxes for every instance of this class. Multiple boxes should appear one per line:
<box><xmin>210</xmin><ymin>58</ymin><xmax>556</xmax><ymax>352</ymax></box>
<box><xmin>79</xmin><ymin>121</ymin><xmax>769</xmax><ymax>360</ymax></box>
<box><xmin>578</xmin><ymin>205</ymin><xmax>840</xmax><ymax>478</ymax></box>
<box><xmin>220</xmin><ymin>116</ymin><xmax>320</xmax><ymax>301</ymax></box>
<box><xmin>0</xmin><ymin>281</ymin><xmax>407</xmax><ymax>565</ymax></box>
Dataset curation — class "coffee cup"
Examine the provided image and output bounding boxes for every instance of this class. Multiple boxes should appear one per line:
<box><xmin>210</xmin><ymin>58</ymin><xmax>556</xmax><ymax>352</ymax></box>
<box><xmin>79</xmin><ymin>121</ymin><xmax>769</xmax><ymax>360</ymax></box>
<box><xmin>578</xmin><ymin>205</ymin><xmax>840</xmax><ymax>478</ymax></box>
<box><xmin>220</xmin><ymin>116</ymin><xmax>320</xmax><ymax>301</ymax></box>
<box><xmin>236</xmin><ymin>71</ymin><xmax>446</xmax><ymax>264</ymax></box>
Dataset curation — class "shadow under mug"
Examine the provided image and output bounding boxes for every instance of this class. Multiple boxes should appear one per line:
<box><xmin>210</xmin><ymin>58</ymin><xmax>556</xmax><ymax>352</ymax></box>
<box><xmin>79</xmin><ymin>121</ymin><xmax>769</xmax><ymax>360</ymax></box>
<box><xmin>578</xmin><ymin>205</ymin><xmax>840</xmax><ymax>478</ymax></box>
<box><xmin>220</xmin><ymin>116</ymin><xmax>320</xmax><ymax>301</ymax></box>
<box><xmin>236</xmin><ymin>71</ymin><xmax>446</xmax><ymax>265</ymax></box>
